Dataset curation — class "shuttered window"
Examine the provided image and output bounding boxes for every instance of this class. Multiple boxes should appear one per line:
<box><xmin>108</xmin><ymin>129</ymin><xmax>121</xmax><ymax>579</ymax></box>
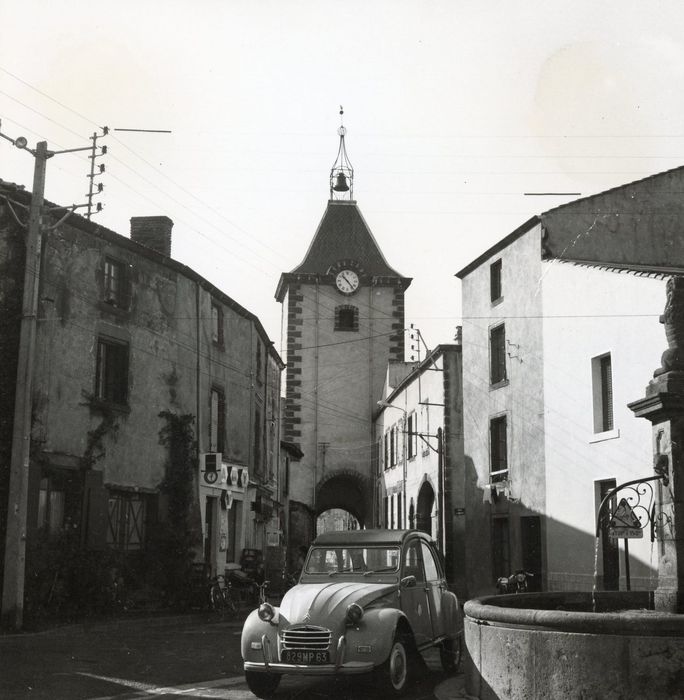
<box><xmin>592</xmin><ymin>353</ymin><xmax>614</xmax><ymax>433</ymax></box>
<box><xmin>600</xmin><ymin>355</ymin><xmax>614</xmax><ymax>431</ymax></box>
<box><xmin>490</xmin><ymin>415</ymin><xmax>508</xmax><ymax>482</ymax></box>
<box><xmin>490</xmin><ymin>324</ymin><xmax>506</xmax><ymax>385</ymax></box>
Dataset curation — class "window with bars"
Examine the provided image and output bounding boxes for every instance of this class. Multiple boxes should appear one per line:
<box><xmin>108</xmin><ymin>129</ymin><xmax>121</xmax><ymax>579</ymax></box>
<box><xmin>592</xmin><ymin>353</ymin><xmax>614</xmax><ymax>433</ymax></box>
<box><xmin>96</xmin><ymin>337</ymin><xmax>129</xmax><ymax>405</ymax></box>
<box><xmin>490</xmin><ymin>324</ymin><xmax>507</xmax><ymax>385</ymax></box>
<box><xmin>107</xmin><ymin>490</ymin><xmax>147</xmax><ymax>551</ymax></box>
<box><xmin>490</xmin><ymin>415</ymin><xmax>508</xmax><ymax>483</ymax></box>
<box><xmin>490</xmin><ymin>259</ymin><xmax>502</xmax><ymax>303</ymax></box>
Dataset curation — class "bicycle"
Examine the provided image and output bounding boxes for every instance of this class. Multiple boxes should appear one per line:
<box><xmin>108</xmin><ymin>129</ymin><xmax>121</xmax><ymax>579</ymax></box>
<box><xmin>209</xmin><ymin>574</ymin><xmax>238</xmax><ymax>616</ymax></box>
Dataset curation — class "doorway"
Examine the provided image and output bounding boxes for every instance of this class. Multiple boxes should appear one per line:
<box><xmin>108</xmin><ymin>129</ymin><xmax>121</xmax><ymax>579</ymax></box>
<box><xmin>520</xmin><ymin>516</ymin><xmax>542</xmax><ymax>591</ymax></box>
<box><xmin>598</xmin><ymin>479</ymin><xmax>619</xmax><ymax>590</ymax></box>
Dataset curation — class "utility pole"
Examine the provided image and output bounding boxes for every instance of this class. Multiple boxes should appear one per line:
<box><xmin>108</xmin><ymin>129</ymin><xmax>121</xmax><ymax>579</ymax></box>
<box><xmin>1</xmin><ymin>141</ymin><xmax>49</xmax><ymax>630</ymax></box>
<box><xmin>0</xmin><ymin>122</ymin><xmax>101</xmax><ymax>630</ymax></box>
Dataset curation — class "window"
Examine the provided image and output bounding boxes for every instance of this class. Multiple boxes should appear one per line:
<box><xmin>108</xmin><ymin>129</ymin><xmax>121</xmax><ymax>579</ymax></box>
<box><xmin>103</xmin><ymin>258</ymin><xmax>129</xmax><ymax>309</ymax></box>
<box><xmin>390</xmin><ymin>426</ymin><xmax>396</xmax><ymax>466</ymax></box>
<box><xmin>592</xmin><ymin>353</ymin><xmax>614</xmax><ymax>433</ymax></box>
<box><xmin>384</xmin><ymin>496</ymin><xmax>389</xmax><ymax>528</ymax></box>
<box><xmin>96</xmin><ymin>337</ymin><xmax>129</xmax><ymax>404</ymax></box>
<box><xmin>334</xmin><ymin>305</ymin><xmax>359</xmax><ymax>332</ymax></box>
<box><xmin>210</xmin><ymin>387</ymin><xmax>226</xmax><ymax>453</ymax></box>
<box><xmin>255</xmin><ymin>340</ymin><xmax>263</xmax><ymax>383</ymax></box>
<box><xmin>107</xmin><ymin>490</ymin><xmax>147</xmax><ymax>551</ymax></box>
<box><xmin>37</xmin><ymin>477</ymin><xmax>65</xmax><ymax>539</ymax></box>
<box><xmin>211</xmin><ymin>302</ymin><xmax>223</xmax><ymax>346</ymax></box>
<box><xmin>390</xmin><ymin>495</ymin><xmax>395</xmax><ymax>528</ymax></box>
<box><xmin>397</xmin><ymin>493</ymin><xmax>402</xmax><ymax>529</ymax></box>
<box><xmin>407</xmin><ymin>412</ymin><xmax>417</xmax><ymax>459</ymax></box>
<box><xmin>490</xmin><ymin>415</ymin><xmax>508</xmax><ymax>482</ymax></box>
<box><xmin>254</xmin><ymin>405</ymin><xmax>263</xmax><ymax>474</ymax></box>
<box><xmin>421</xmin><ymin>541</ymin><xmax>440</xmax><ymax>581</ymax></box>
<box><xmin>490</xmin><ymin>324</ymin><xmax>507</xmax><ymax>385</ymax></box>
<box><xmin>384</xmin><ymin>431</ymin><xmax>390</xmax><ymax>470</ymax></box>
<box><xmin>421</xmin><ymin>401</ymin><xmax>430</xmax><ymax>456</ymax></box>
<box><xmin>490</xmin><ymin>259</ymin><xmax>502</xmax><ymax>302</ymax></box>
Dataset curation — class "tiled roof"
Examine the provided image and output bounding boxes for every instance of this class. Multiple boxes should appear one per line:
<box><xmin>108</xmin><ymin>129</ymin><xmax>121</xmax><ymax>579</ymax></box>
<box><xmin>457</xmin><ymin>164</ymin><xmax>684</xmax><ymax>277</ymax></box>
<box><xmin>290</xmin><ymin>201</ymin><xmax>405</xmax><ymax>277</ymax></box>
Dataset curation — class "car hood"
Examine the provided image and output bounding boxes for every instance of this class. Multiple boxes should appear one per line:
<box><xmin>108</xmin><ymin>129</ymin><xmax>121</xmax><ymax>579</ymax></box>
<box><xmin>279</xmin><ymin>581</ymin><xmax>398</xmax><ymax>627</ymax></box>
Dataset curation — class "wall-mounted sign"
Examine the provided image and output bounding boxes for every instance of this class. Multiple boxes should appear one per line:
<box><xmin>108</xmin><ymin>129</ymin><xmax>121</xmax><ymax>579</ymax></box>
<box><xmin>608</xmin><ymin>498</ymin><xmax>643</xmax><ymax>539</ymax></box>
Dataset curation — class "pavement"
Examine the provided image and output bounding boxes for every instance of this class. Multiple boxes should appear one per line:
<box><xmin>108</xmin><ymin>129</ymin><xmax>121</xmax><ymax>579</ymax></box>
<box><xmin>434</xmin><ymin>674</ymin><xmax>472</xmax><ymax>700</ymax></box>
<box><xmin>3</xmin><ymin>607</ymin><xmax>476</xmax><ymax>699</ymax></box>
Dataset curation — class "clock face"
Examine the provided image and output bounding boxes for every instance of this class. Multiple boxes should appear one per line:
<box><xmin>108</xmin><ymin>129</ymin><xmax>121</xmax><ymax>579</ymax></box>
<box><xmin>335</xmin><ymin>269</ymin><xmax>360</xmax><ymax>294</ymax></box>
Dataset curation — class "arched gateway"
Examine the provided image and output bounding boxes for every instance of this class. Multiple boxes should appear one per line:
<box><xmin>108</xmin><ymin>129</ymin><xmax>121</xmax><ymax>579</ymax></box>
<box><xmin>275</xmin><ymin>114</ymin><xmax>411</xmax><ymax>557</ymax></box>
<box><xmin>316</xmin><ymin>470</ymin><xmax>372</xmax><ymax>528</ymax></box>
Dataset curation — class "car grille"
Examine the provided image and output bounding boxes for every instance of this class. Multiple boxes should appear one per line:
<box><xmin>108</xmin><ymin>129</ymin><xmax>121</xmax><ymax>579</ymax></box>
<box><xmin>281</xmin><ymin>626</ymin><xmax>332</xmax><ymax>651</ymax></box>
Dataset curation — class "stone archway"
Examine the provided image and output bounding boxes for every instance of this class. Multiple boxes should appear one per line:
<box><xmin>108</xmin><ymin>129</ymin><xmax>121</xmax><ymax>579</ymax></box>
<box><xmin>315</xmin><ymin>470</ymin><xmax>371</xmax><ymax>529</ymax></box>
<box><xmin>416</xmin><ymin>481</ymin><xmax>435</xmax><ymax>535</ymax></box>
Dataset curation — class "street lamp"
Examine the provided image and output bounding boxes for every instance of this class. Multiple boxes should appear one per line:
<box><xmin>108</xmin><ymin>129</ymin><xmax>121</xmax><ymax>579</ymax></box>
<box><xmin>377</xmin><ymin>400</ymin><xmax>407</xmax><ymax>529</ymax></box>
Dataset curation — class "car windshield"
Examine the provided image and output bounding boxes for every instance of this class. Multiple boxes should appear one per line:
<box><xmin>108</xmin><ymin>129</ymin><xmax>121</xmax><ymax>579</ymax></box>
<box><xmin>304</xmin><ymin>545</ymin><xmax>400</xmax><ymax>576</ymax></box>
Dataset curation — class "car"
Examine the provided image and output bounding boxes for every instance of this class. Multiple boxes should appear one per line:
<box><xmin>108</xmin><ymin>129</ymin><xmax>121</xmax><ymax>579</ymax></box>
<box><xmin>241</xmin><ymin>529</ymin><xmax>463</xmax><ymax>698</ymax></box>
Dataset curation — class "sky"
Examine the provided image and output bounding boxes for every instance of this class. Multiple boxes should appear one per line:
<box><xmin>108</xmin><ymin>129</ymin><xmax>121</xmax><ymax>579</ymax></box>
<box><xmin>3</xmin><ymin>0</ymin><xmax>684</xmax><ymax>357</ymax></box>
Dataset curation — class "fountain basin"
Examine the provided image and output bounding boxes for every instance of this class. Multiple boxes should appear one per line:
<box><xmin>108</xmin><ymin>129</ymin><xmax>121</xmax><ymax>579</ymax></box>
<box><xmin>464</xmin><ymin>592</ymin><xmax>684</xmax><ymax>699</ymax></box>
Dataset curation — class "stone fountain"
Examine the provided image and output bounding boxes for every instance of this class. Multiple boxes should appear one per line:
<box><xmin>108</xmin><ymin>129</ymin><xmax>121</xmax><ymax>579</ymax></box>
<box><xmin>463</xmin><ymin>276</ymin><xmax>684</xmax><ymax>699</ymax></box>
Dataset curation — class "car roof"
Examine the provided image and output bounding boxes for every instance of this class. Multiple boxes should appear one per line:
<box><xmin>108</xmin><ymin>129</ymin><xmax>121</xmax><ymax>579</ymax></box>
<box><xmin>311</xmin><ymin>528</ymin><xmax>434</xmax><ymax>547</ymax></box>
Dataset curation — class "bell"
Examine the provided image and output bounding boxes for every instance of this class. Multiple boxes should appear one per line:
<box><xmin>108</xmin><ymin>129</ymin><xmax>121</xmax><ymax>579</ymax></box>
<box><xmin>333</xmin><ymin>172</ymin><xmax>349</xmax><ymax>192</ymax></box>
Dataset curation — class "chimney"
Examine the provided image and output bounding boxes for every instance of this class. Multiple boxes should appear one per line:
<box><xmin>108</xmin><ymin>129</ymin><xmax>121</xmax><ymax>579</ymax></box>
<box><xmin>130</xmin><ymin>216</ymin><xmax>173</xmax><ymax>257</ymax></box>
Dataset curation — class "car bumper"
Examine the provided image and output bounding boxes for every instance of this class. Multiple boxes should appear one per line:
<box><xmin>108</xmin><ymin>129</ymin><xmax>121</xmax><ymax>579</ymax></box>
<box><xmin>244</xmin><ymin>660</ymin><xmax>375</xmax><ymax>675</ymax></box>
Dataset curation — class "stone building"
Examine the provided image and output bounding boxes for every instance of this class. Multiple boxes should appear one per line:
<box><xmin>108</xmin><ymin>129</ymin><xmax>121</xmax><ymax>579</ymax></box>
<box><xmin>275</xmin><ymin>125</ymin><xmax>411</xmax><ymax>561</ymax></box>
<box><xmin>456</xmin><ymin>166</ymin><xmax>684</xmax><ymax>595</ymax></box>
<box><xmin>376</xmin><ymin>343</ymin><xmax>468</xmax><ymax>597</ymax></box>
<box><xmin>0</xmin><ymin>179</ymin><xmax>283</xmax><ymax>617</ymax></box>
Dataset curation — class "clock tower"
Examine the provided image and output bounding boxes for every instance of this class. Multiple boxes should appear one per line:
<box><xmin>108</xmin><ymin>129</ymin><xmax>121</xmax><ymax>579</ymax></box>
<box><xmin>276</xmin><ymin>114</ymin><xmax>411</xmax><ymax>546</ymax></box>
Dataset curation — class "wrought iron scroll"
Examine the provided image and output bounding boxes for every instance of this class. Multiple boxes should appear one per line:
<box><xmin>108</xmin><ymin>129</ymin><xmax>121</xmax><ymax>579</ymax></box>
<box><xmin>595</xmin><ymin>473</ymin><xmax>670</xmax><ymax>543</ymax></box>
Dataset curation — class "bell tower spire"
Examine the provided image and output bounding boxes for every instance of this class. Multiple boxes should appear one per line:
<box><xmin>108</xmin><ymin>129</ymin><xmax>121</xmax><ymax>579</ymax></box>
<box><xmin>329</xmin><ymin>106</ymin><xmax>354</xmax><ymax>201</ymax></box>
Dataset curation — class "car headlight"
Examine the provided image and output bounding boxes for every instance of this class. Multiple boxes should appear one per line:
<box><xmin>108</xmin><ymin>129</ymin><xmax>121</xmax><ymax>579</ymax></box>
<box><xmin>345</xmin><ymin>603</ymin><xmax>364</xmax><ymax>626</ymax></box>
<box><xmin>258</xmin><ymin>602</ymin><xmax>275</xmax><ymax>622</ymax></box>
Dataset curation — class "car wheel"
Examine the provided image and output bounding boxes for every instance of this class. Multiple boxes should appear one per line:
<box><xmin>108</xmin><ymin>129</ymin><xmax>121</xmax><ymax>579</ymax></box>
<box><xmin>439</xmin><ymin>634</ymin><xmax>463</xmax><ymax>673</ymax></box>
<box><xmin>244</xmin><ymin>671</ymin><xmax>280</xmax><ymax>699</ymax></box>
<box><xmin>379</xmin><ymin>633</ymin><xmax>412</xmax><ymax>695</ymax></box>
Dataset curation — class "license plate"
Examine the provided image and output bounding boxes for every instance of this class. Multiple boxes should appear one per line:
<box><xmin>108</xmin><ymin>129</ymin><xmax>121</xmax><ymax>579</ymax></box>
<box><xmin>281</xmin><ymin>649</ymin><xmax>330</xmax><ymax>665</ymax></box>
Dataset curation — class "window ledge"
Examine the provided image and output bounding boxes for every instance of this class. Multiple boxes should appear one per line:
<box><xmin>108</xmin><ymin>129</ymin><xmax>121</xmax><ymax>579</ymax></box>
<box><xmin>98</xmin><ymin>300</ymin><xmax>130</xmax><ymax>317</ymax></box>
<box><xmin>490</xmin><ymin>379</ymin><xmax>509</xmax><ymax>391</ymax></box>
<box><xmin>491</xmin><ymin>296</ymin><xmax>504</xmax><ymax>306</ymax></box>
<box><xmin>589</xmin><ymin>428</ymin><xmax>620</xmax><ymax>444</ymax></box>
<box><xmin>91</xmin><ymin>398</ymin><xmax>131</xmax><ymax>416</ymax></box>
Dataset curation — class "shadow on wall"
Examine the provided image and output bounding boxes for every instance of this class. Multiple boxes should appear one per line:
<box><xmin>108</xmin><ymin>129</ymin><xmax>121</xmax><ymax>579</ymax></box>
<box><xmin>462</xmin><ymin>455</ymin><xmax>657</xmax><ymax>598</ymax></box>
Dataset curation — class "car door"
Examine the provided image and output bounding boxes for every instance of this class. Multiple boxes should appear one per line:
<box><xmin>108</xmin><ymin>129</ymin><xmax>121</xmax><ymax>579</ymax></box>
<box><xmin>400</xmin><ymin>538</ymin><xmax>433</xmax><ymax>646</ymax></box>
<box><xmin>421</xmin><ymin>541</ymin><xmax>447</xmax><ymax>639</ymax></box>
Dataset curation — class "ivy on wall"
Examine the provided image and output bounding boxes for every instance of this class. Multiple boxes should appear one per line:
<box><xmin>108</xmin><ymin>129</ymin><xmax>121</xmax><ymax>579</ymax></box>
<box><xmin>153</xmin><ymin>410</ymin><xmax>199</xmax><ymax>606</ymax></box>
